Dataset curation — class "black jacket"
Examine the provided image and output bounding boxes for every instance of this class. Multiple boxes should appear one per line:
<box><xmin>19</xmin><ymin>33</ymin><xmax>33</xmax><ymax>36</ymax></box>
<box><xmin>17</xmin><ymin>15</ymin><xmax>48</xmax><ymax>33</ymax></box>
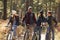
<box><xmin>47</xmin><ymin>16</ymin><xmax>57</xmax><ymax>26</ymax></box>
<box><xmin>22</xmin><ymin>12</ymin><xmax>36</xmax><ymax>25</ymax></box>
<box><xmin>36</xmin><ymin>15</ymin><xmax>47</xmax><ymax>26</ymax></box>
<box><xmin>8</xmin><ymin>15</ymin><xmax>20</xmax><ymax>26</ymax></box>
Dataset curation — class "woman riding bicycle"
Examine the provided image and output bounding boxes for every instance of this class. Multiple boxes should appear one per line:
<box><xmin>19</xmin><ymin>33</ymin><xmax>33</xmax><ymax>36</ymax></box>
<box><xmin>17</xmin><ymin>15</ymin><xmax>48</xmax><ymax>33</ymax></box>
<box><xmin>7</xmin><ymin>10</ymin><xmax>20</xmax><ymax>39</ymax></box>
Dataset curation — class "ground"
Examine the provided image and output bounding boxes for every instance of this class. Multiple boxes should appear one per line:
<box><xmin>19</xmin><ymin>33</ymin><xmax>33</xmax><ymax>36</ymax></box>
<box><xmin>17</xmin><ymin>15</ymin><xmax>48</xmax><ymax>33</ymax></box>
<box><xmin>0</xmin><ymin>19</ymin><xmax>60</xmax><ymax>40</ymax></box>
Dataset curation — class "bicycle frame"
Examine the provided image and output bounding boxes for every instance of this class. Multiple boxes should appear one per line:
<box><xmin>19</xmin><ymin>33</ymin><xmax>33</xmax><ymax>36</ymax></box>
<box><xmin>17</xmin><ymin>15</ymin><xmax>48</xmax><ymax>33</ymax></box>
<box><xmin>24</xmin><ymin>25</ymin><xmax>30</xmax><ymax>40</ymax></box>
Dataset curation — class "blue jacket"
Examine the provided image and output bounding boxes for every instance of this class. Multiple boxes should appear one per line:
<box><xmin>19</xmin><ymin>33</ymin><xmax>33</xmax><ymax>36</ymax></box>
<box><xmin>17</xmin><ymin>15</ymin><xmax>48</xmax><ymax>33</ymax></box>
<box><xmin>36</xmin><ymin>16</ymin><xmax>47</xmax><ymax>26</ymax></box>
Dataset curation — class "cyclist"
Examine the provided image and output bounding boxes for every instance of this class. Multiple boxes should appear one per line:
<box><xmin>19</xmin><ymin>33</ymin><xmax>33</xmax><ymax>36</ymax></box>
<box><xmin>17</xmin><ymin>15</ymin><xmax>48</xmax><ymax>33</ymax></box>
<box><xmin>7</xmin><ymin>10</ymin><xmax>20</xmax><ymax>39</ymax></box>
<box><xmin>45</xmin><ymin>10</ymin><xmax>57</xmax><ymax>40</ymax></box>
<box><xmin>32</xmin><ymin>10</ymin><xmax>47</xmax><ymax>40</ymax></box>
<box><xmin>22</xmin><ymin>6</ymin><xmax>36</xmax><ymax>40</ymax></box>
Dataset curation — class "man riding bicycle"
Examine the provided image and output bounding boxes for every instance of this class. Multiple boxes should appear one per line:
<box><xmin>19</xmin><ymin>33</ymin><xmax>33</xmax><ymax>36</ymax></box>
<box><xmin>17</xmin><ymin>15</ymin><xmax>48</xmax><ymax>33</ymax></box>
<box><xmin>22</xmin><ymin>6</ymin><xmax>36</xmax><ymax>40</ymax></box>
<box><xmin>32</xmin><ymin>10</ymin><xmax>47</xmax><ymax>40</ymax></box>
<box><xmin>45</xmin><ymin>10</ymin><xmax>57</xmax><ymax>40</ymax></box>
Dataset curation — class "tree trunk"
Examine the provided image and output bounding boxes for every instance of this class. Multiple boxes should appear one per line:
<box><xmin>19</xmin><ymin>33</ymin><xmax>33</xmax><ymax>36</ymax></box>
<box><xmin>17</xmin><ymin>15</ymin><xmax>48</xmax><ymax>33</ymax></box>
<box><xmin>25</xmin><ymin>0</ymin><xmax>33</xmax><ymax>11</ymax></box>
<box><xmin>3</xmin><ymin>0</ymin><xmax>7</xmax><ymax>20</ymax></box>
<box><xmin>29</xmin><ymin>0</ymin><xmax>33</xmax><ymax>6</ymax></box>
<box><xmin>25</xmin><ymin>0</ymin><xmax>29</xmax><ymax>11</ymax></box>
<box><xmin>10</xmin><ymin>0</ymin><xmax>12</xmax><ymax>13</ymax></box>
<box><xmin>56</xmin><ymin>3</ymin><xmax>60</xmax><ymax>22</ymax></box>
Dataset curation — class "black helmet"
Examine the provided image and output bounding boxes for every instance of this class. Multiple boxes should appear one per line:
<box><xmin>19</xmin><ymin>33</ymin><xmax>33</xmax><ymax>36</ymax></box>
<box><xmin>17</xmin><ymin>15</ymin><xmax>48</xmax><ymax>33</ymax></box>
<box><xmin>40</xmin><ymin>10</ymin><xmax>43</xmax><ymax>14</ymax></box>
<box><xmin>47</xmin><ymin>10</ymin><xmax>52</xmax><ymax>14</ymax></box>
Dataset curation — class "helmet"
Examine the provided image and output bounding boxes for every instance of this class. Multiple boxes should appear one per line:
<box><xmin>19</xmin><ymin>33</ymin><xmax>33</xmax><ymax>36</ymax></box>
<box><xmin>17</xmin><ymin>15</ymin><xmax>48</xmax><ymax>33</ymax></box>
<box><xmin>28</xmin><ymin>6</ymin><xmax>32</xmax><ymax>10</ymax></box>
<box><xmin>12</xmin><ymin>10</ymin><xmax>17</xmax><ymax>14</ymax></box>
<box><xmin>47</xmin><ymin>10</ymin><xmax>52</xmax><ymax>14</ymax></box>
<box><xmin>47</xmin><ymin>10</ymin><xmax>52</xmax><ymax>13</ymax></box>
<box><xmin>40</xmin><ymin>9</ymin><xmax>43</xmax><ymax>14</ymax></box>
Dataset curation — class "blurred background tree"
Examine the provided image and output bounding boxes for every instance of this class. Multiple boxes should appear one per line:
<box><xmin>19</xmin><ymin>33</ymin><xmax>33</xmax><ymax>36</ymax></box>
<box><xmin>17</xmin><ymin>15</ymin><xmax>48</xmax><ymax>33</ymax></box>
<box><xmin>0</xmin><ymin>0</ymin><xmax>60</xmax><ymax>22</ymax></box>
<box><xmin>3</xmin><ymin>0</ymin><xmax>7</xmax><ymax>20</ymax></box>
<box><xmin>56</xmin><ymin>0</ymin><xmax>60</xmax><ymax>22</ymax></box>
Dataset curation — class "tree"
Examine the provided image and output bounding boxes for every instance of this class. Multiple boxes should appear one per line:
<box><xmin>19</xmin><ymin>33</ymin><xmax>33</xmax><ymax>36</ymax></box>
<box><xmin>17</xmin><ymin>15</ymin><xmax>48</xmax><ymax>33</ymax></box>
<box><xmin>3</xmin><ymin>0</ymin><xmax>7</xmax><ymax>20</ymax></box>
<box><xmin>0</xmin><ymin>0</ymin><xmax>2</xmax><ymax>1</ymax></box>
<box><xmin>10</xmin><ymin>0</ymin><xmax>12</xmax><ymax>13</ymax></box>
<box><xmin>25</xmin><ymin>0</ymin><xmax>33</xmax><ymax>11</ymax></box>
<box><xmin>56</xmin><ymin>3</ymin><xmax>60</xmax><ymax>22</ymax></box>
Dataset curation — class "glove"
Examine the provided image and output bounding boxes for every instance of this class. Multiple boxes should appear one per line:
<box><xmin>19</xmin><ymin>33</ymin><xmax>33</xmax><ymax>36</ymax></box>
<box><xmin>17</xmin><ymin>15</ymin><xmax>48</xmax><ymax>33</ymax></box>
<box><xmin>21</xmin><ymin>22</ymin><xmax>26</xmax><ymax>27</ymax></box>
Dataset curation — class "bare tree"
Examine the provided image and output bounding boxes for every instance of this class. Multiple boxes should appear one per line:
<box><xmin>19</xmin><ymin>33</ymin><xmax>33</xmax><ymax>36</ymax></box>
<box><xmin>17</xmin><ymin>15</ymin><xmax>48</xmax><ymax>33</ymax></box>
<box><xmin>3</xmin><ymin>0</ymin><xmax>7</xmax><ymax>20</ymax></box>
<box><xmin>56</xmin><ymin>3</ymin><xmax>60</xmax><ymax>22</ymax></box>
<box><xmin>25</xmin><ymin>0</ymin><xmax>33</xmax><ymax>11</ymax></box>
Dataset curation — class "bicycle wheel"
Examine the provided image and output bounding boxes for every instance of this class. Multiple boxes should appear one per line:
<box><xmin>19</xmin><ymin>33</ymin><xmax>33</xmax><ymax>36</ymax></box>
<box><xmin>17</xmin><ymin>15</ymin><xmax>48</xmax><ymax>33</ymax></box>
<box><xmin>7</xmin><ymin>31</ymin><xmax>13</xmax><ymax>40</ymax></box>
<box><xmin>45</xmin><ymin>32</ymin><xmax>51</xmax><ymax>40</ymax></box>
<box><xmin>32</xmin><ymin>32</ymin><xmax>38</xmax><ymax>40</ymax></box>
<box><xmin>23</xmin><ymin>31</ymin><xmax>29</xmax><ymax>40</ymax></box>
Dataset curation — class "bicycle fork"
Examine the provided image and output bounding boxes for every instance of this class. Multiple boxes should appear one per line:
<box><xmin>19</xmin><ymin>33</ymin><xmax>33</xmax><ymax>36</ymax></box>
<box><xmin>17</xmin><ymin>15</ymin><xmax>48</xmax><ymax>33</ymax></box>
<box><xmin>7</xmin><ymin>31</ymin><xmax>14</xmax><ymax>40</ymax></box>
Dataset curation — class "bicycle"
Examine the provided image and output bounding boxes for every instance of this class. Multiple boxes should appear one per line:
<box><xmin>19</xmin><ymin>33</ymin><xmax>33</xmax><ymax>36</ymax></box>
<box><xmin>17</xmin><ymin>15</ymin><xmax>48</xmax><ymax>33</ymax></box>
<box><xmin>23</xmin><ymin>24</ymin><xmax>31</xmax><ymax>40</ymax></box>
<box><xmin>6</xmin><ymin>24</ymin><xmax>18</xmax><ymax>40</ymax></box>
<box><xmin>45</xmin><ymin>23</ymin><xmax>56</xmax><ymax>40</ymax></box>
<box><xmin>32</xmin><ymin>26</ymin><xmax>42</xmax><ymax>40</ymax></box>
<box><xmin>32</xmin><ymin>22</ymin><xmax>48</xmax><ymax>40</ymax></box>
<box><xmin>45</xmin><ymin>27</ymin><xmax>54</xmax><ymax>40</ymax></box>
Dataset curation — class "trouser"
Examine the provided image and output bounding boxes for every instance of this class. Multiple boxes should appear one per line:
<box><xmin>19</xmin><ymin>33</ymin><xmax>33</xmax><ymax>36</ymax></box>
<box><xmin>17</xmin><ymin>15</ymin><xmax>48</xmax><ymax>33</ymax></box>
<box><xmin>12</xmin><ymin>24</ymin><xmax>17</xmax><ymax>36</ymax></box>
<box><xmin>46</xmin><ymin>26</ymin><xmax>54</xmax><ymax>40</ymax></box>
<box><xmin>32</xmin><ymin>26</ymin><xmax>42</xmax><ymax>40</ymax></box>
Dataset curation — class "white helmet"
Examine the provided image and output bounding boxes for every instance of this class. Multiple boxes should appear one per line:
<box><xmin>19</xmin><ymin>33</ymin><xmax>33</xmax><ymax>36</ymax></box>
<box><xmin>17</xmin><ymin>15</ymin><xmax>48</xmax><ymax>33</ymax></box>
<box><xmin>12</xmin><ymin>10</ymin><xmax>17</xmax><ymax>15</ymax></box>
<box><xmin>47</xmin><ymin>10</ymin><xmax>52</xmax><ymax>13</ymax></box>
<box><xmin>28</xmin><ymin>6</ymin><xmax>32</xmax><ymax>10</ymax></box>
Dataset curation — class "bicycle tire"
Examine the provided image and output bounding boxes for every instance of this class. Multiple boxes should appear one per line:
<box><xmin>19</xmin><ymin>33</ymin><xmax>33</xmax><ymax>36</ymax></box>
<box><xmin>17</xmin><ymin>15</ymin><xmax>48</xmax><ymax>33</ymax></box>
<box><xmin>23</xmin><ymin>31</ymin><xmax>29</xmax><ymax>40</ymax></box>
<box><xmin>32</xmin><ymin>33</ymin><xmax>38</xmax><ymax>40</ymax></box>
<box><xmin>46</xmin><ymin>33</ymin><xmax>51</xmax><ymax>40</ymax></box>
<box><xmin>7</xmin><ymin>31</ymin><xmax>13</xmax><ymax>40</ymax></box>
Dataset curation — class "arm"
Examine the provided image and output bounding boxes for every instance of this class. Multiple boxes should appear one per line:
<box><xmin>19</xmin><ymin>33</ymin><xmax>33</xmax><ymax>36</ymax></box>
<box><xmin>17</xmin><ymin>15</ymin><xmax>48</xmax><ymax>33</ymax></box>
<box><xmin>36</xmin><ymin>17</ymin><xmax>41</xmax><ymax>26</ymax></box>
<box><xmin>33</xmin><ymin>13</ymin><xmax>36</xmax><ymax>23</ymax></box>
<box><xmin>22</xmin><ymin>14</ymin><xmax>26</xmax><ymax>22</ymax></box>
<box><xmin>53</xmin><ymin>17</ymin><xmax>57</xmax><ymax>25</ymax></box>
<box><xmin>7</xmin><ymin>16</ymin><xmax>11</xmax><ymax>25</ymax></box>
<box><xmin>53</xmin><ymin>17</ymin><xmax>58</xmax><ymax>28</ymax></box>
